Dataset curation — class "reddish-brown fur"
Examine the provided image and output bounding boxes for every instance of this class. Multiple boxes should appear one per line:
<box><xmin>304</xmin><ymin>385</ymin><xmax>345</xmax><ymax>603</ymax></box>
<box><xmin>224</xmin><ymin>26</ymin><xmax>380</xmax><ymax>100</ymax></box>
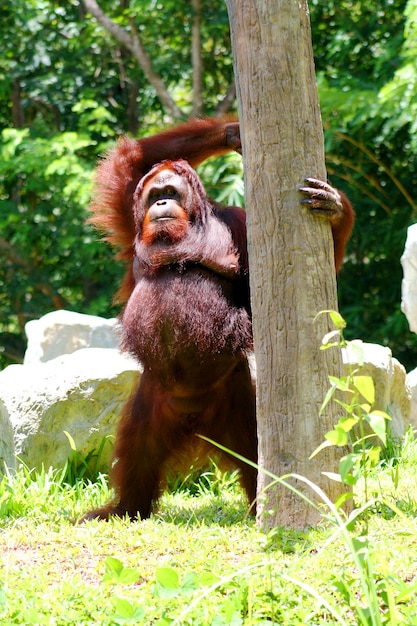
<box><xmin>81</xmin><ymin>118</ymin><xmax>354</xmax><ymax>521</ymax></box>
<box><xmin>89</xmin><ymin>118</ymin><xmax>242</xmax><ymax>302</ymax></box>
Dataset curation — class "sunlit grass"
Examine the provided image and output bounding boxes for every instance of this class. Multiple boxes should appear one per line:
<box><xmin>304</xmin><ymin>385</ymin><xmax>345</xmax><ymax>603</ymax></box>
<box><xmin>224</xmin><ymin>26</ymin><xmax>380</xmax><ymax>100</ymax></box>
<box><xmin>1</xmin><ymin>434</ymin><xmax>417</xmax><ymax>624</ymax></box>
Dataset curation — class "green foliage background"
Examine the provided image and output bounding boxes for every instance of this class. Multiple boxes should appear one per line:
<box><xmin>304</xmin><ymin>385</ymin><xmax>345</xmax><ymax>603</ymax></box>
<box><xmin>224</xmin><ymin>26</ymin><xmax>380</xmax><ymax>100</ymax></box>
<box><xmin>1</xmin><ymin>0</ymin><xmax>417</xmax><ymax>370</ymax></box>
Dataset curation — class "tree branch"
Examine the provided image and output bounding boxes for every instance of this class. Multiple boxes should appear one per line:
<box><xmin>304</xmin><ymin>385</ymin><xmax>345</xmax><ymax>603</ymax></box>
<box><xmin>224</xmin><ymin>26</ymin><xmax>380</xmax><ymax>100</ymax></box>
<box><xmin>81</xmin><ymin>0</ymin><xmax>184</xmax><ymax>120</ymax></box>
<box><xmin>0</xmin><ymin>238</ymin><xmax>28</xmax><ymax>267</ymax></box>
<box><xmin>215</xmin><ymin>80</ymin><xmax>237</xmax><ymax>117</ymax></box>
<box><xmin>129</xmin><ymin>20</ymin><xmax>183</xmax><ymax>119</ymax></box>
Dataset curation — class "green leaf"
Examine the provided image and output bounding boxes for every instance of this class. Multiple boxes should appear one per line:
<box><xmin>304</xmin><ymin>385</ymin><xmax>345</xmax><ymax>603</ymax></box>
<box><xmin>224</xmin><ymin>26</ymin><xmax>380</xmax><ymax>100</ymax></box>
<box><xmin>367</xmin><ymin>447</ymin><xmax>381</xmax><ymax>464</ymax></box>
<box><xmin>353</xmin><ymin>376</ymin><xmax>375</xmax><ymax>404</ymax></box>
<box><xmin>156</xmin><ymin>567</ymin><xmax>180</xmax><ymax>590</ymax></box>
<box><xmin>334</xmin><ymin>491</ymin><xmax>355</xmax><ymax>510</ymax></box>
<box><xmin>325</xmin><ymin>427</ymin><xmax>348</xmax><ymax>446</ymax></box>
<box><xmin>315</xmin><ymin>309</ymin><xmax>346</xmax><ymax>330</ymax></box>
<box><xmin>119</xmin><ymin>568</ymin><xmax>140</xmax><ymax>585</ymax></box>
<box><xmin>334</xmin><ymin>399</ymin><xmax>356</xmax><ymax>412</ymax></box>
<box><xmin>328</xmin><ymin>310</ymin><xmax>347</xmax><ymax>330</ymax></box>
<box><xmin>319</xmin><ymin>382</ymin><xmax>339</xmax><ymax>415</ymax></box>
<box><xmin>181</xmin><ymin>571</ymin><xmax>200</xmax><ymax>592</ymax></box>
<box><xmin>199</xmin><ymin>572</ymin><xmax>220</xmax><ymax>586</ymax></box>
<box><xmin>337</xmin><ymin>416</ymin><xmax>359</xmax><ymax>432</ymax></box>
<box><xmin>328</xmin><ymin>375</ymin><xmax>355</xmax><ymax>393</ymax></box>
<box><xmin>339</xmin><ymin>454</ymin><xmax>357</xmax><ymax>483</ymax></box>
<box><xmin>115</xmin><ymin>598</ymin><xmax>136</xmax><ymax>618</ymax></box>
<box><xmin>104</xmin><ymin>557</ymin><xmax>124</xmax><ymax>576</ymax></box>
<box><xmin>366</xmin><ymin>411</ymin><xmax>389</xmax><ymax>445</ymax></box>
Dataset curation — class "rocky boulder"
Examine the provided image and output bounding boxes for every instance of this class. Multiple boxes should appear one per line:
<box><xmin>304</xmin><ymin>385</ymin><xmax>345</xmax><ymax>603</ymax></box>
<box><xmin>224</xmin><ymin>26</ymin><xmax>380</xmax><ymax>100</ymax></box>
<box><xmin>342</xmin><ymin>341</ymin><xmax>411</xmax><ymax>439</ymax></box>
<box><xmin>0</xmin><ymin>404</ymin><xmax>15</xmax><ymax>473</ymax></box>
<box><xmin>0</xmin><ymin>307</ymin><xmax>415</xmax><ymax>476</ymax></box>
<box><xmin>24</xmin><ymin>309</ymin><xmax>121</xmax><ymax>364</ymax></box>
<box><xmin>0</xmin><ymin>348</ymin><xmax>140</xmax><ymax>472</ymax></box>
<box><xmin>401</xmin><ymin>223</ymin><xmax>417</xmax><ymax>334</ymax></box>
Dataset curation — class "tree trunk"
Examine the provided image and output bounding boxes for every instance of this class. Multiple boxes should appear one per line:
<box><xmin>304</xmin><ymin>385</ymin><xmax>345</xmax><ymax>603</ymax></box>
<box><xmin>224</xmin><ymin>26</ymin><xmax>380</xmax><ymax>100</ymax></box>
<box><xmin>226</xmin><ymin>0</ymin><xmax>347</xmax><ymax>529</ymax></box>
<box><xmin>191</xmin><ymin>0</ymin><xmax>204</xmax><ymax>117</ymax></box>
<box><xmin>11</xmin><ymin>80</ymin><xmax>25</xmax><ymax>128</ymax></box>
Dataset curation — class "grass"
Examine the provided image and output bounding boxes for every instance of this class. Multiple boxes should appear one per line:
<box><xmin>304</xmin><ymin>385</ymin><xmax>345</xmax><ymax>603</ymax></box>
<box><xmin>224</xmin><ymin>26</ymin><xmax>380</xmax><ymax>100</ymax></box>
<box><xmin>2</xmin><ymin>437</ymin><xmax>417</xmax><ymax>625</ymax></box>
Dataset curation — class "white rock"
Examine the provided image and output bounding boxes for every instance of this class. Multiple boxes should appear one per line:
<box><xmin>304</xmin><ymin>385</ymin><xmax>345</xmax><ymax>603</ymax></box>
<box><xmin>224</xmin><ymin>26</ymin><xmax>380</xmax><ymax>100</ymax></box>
<box><xmin>0</xmin><ymin>348</ymin><xmax>140</xmax><ymax>471</ymax></box>
<box><xmin>401</xmin><ymin>223</ymin><xmax>417</xmax><ymax>334</ymax></box>
<box><xmin>24</xmin><ymin>309</ymin><xmax>121</xmax><ymax>364</ymax></box>
<box><xmin>405</xmin><ymin>368</ymin><xmax>417</xmax><ymax>432</ymax></box>
<box><xmin>342</xmin><ymin>341</ymin><xmax>411</xmax><ymax>439</ymax></box>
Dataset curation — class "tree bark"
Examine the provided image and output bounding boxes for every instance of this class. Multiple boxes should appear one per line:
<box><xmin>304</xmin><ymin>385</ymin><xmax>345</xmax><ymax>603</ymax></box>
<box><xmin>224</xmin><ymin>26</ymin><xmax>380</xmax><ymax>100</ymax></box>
<box><xmin>11</xmin><ymin>80</ymin><xmax>25</xmax><ymax>128</ymax></box>
<box><xmin>191</xmin><ymin>0</ymin><xmax>204</xmax><ymax>117</ymax></box>
<box><xmin>226</xmin><ymin>0</ymin><xmax>347</xmax><ymax>529</ymax></box>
